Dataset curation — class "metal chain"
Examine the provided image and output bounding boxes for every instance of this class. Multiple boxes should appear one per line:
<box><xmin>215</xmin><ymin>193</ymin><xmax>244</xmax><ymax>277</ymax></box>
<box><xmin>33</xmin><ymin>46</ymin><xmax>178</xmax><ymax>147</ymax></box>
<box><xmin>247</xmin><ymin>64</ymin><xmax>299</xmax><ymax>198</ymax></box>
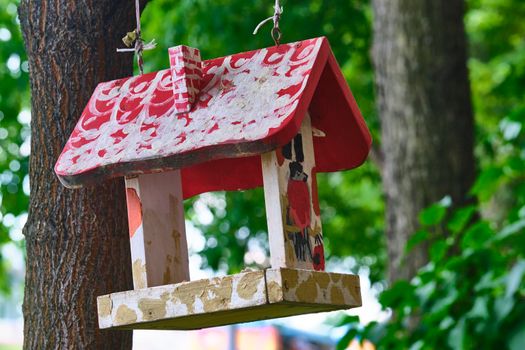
<box><xmin>253</xmin><ymin>0</ymin><xmax>283</xmax><ymax>46</ymax></box>
<box><xmin>116</xmin><ymin>0</ymin><xmax>156</xmax><ymax>75</ymax></box>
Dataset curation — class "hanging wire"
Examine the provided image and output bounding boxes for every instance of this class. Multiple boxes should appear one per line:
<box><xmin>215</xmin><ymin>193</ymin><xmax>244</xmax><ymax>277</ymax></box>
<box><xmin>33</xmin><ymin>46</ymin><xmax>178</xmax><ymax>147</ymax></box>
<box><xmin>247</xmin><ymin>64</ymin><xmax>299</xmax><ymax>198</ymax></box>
<box><xmin>117</xmin><ymin>0</ymin><xmax>156</xmax><ymax>75</ymax></box>
<box><xmin>253</xmin><ymin>0</ymin><xmax>283</xmax><ymax>46</ymax></box>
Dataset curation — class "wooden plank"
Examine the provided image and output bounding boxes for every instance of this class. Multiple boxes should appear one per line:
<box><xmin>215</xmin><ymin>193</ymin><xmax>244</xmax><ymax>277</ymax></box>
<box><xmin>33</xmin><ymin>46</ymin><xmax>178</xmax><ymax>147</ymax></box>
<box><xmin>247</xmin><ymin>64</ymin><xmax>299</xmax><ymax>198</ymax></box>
<box><xmin>125</xmin><ymin>170</ymin><xmax>189</xmax><ymax>289</ymax></box>
<box><xmin>97</xmin><ymin>269</ymin><xmax>361</xmax><ymax>330</ymax></box>
<box><xmin>98</xmin><ymin>270</ymin><xmax>267</xmax><ymax>329</ymax></box>
<box><xmin>262</xmin><ymin>113</ymin><xmax>325</xmax><ymax>270</ymax></box>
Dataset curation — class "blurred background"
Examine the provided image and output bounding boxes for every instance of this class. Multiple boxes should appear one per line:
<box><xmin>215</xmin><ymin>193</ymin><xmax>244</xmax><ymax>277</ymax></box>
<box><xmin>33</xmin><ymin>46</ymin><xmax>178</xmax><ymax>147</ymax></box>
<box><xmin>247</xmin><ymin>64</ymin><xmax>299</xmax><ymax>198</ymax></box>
<box><xmin>1</xmin><ymin>0</ymin><xmax>524</xmax><ymax>349</ymax></box>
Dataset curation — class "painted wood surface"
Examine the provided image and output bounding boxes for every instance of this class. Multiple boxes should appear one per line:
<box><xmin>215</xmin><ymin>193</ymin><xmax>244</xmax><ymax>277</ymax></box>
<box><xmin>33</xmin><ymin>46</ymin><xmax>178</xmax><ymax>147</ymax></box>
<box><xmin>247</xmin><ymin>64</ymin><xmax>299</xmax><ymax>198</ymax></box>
<box><xmin>265</xmin><ymin>268</ymin><xmax>361</xmax><ymax>305</ymax></box>
<box><xmin>97</xmin><ymin>268</ymin><xmax>361</xmax><ymax>330</ymax></box>
<box><xmin>54</xmin><ymin>37</ymin><xmax>372</xmax><ymax>196</ymax></box>
<box><xmin>262</xmin><ymin>113</ymin><xmax>324</xmax><ymax>271</ymax></box>
<box><xmin>125</xmin><ymin>171</ymin><xmax>189</xmax><ymax>289</ymax></box>
<box><xmin>56</xmin><ymin>38</ymin><xmax>323</xmax><ymax>182</ymax></box>
<box><xmin>169</xmin><ymin>45</ymin><xmax>202</xmax><ymax>114</ymax></box>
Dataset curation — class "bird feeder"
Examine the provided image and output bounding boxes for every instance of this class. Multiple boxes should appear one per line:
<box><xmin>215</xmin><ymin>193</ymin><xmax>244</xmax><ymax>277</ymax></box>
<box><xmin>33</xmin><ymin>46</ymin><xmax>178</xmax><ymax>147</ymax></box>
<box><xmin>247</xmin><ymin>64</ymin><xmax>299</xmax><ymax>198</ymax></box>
<box><xmin>55</xmin><ymin>37</ymin><xmax>372</xmax><ymax>330</ymax></box>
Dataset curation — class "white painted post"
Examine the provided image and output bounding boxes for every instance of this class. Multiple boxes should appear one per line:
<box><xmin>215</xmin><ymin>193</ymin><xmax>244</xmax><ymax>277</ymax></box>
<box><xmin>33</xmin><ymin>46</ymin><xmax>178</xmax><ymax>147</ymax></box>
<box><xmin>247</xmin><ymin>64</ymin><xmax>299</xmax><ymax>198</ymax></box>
<box><xmin>125</xmin><ymin>170</ymin><xmax>190</xmax><ymax>289</ymax></box>
<box><xmin>261</xmin><ymin>113</ymin><xmax>325</xmax><ymax>271</ymax></box>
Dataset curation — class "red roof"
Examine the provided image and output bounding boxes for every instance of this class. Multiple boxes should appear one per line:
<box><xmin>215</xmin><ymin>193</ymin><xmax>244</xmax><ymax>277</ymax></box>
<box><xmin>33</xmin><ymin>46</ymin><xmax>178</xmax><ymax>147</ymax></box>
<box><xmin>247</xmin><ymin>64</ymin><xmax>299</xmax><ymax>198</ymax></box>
<box><xmin>55</xmin><ymin>37</ymin><xmax>371</xmax><ymax>198</ymax></box>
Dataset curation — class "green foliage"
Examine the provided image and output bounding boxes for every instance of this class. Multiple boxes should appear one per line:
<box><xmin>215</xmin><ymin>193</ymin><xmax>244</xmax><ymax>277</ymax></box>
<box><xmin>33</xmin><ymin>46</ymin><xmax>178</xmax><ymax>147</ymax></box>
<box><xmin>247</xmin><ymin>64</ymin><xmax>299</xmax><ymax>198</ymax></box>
<box><xmin>0</xmin><ymin>0</ymin><xmax>29</xmax><ymax>294</ymax></box>
<box><xmin>333</xmin><ymin>0</ymin><xmax>525</xmax><ymax>348</ymax></box>
<box><xmin>336</xmin><ymin>201</ymin><xmax>525</xmax><ymax>349</ymax></box>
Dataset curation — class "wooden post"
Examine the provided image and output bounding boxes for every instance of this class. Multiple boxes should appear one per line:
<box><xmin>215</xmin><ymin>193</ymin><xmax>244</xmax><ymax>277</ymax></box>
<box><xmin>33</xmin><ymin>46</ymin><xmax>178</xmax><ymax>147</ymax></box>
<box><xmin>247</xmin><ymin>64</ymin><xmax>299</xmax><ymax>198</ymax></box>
<box><xmin>262</xmin><ymin>113</ymin><xmax>325</xmax><ymax>271</ymax></box>
<box><xmin>125</xmin><ymin>170</ymin><xmax>190</xmax><ymax>289</ymax></box>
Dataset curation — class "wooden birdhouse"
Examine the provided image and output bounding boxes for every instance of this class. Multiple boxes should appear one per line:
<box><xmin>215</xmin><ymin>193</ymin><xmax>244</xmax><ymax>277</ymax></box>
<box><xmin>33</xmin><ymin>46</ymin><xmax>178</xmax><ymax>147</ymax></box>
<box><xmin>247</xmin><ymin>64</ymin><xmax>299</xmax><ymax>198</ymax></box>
<box><xmin>55</xmin><ymin>37</ymin><xmax>372</xmax><ymax>330</ymax></box>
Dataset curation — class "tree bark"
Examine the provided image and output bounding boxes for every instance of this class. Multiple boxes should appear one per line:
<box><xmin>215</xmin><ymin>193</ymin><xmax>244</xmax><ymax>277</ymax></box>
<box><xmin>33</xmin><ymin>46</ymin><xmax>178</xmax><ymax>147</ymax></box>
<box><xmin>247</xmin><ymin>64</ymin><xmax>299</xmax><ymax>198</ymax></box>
<box><xmin>18</xmin><ymin>1</ymin><xmax>143</xmax><ymax>348</ymax></box>
<box><xmin>372</xmin><ymin>0</ymin><xmax>476</xmax><ymax>282</ymax></box>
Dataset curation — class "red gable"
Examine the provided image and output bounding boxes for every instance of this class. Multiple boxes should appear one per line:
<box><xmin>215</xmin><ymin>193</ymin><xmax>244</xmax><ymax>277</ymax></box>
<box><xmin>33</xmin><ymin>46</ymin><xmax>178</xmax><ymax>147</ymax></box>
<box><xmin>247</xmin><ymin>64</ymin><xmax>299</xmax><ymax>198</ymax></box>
<box><xmin>55</xmin><ymin>37</ymin><xmax>371</xmax><ymax>198</ymax></box>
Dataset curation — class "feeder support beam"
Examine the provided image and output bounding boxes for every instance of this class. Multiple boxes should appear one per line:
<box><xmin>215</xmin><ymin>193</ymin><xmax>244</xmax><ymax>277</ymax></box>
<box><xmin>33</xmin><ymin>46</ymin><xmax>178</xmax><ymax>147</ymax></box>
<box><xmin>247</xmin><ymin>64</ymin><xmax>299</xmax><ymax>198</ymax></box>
<box><xmin>262</xmin><ymin>113</ymin><xmax>325</xmax><ymax>271</ymax></box>
<box><xmin>125</xmin><ymin>171</ymin><xmax>190</xmax><ymax>289</ymax></box>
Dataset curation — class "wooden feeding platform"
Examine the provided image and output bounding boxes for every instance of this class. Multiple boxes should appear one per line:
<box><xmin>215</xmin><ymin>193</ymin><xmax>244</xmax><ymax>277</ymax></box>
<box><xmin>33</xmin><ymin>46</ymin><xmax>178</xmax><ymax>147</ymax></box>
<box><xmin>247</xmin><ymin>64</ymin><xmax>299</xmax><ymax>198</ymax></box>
<box><xmin>98</xmin><ymin>268</ymin><xmax>361</xmax><ymax>330</ymax></box>
<box><xmin>55</xmin><ymin>37</ymin><xmax>371</xmax><ymax>330</ymax></box>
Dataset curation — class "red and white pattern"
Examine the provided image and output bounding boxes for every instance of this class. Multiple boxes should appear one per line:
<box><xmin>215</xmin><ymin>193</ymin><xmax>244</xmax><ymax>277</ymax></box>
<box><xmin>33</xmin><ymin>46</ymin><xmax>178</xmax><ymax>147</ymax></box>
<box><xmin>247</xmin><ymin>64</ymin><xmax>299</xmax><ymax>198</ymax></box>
<box><xmin>55</xmin><ymin>38</ymin><xmax>323</xmax><ymax>179</ymax></box>
<box><xmin>168</xmin><ymin>45</ymin><xmax>202</xmax><ymax>113</ymax></box>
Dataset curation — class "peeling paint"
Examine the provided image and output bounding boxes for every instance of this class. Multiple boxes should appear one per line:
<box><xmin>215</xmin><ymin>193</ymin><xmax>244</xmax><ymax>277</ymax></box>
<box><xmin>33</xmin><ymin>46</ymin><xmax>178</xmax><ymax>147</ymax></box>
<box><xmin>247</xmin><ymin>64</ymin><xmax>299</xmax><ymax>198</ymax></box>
<box><xmin>267</xmin><ymin>281</ymin><xmax>282</xmax><ymax>302</ymax></box>
<box><xmin>115</xmin><ymin>305</ymin><xmax>137</xmax><ymax>325</ymax></box>
<box><xmin>285</xmin><ymin>268</ymin><xmax>299</xmax><ymax>287</ymax></box>
<box><xmin>296</xmin><ymin>274</ymin><xmax>318</xmax><ymax>302</ymax></box>
<box><xmin>138</xmin><ymin>298</ymin><xmax>167</xmax><ymax>321</ymax></box>
<box><xmin>331</xmin><ymin>273</ymin><xmax>342</xmax><ymax>284</ymax></box>
<box><xmin>316</xmin><ymin>272</ymin><xmax>330</xmax><ymax>289</ymax></box>
<box><xmin>163</xmin><ymin>266</ymin><xmax>172</xmax><ymax>285</ymax></box>
<box><xmin>132</xmin><ymin>259</ymin><xmax>147</xmax><ymax>289</ymax></box>
<box><xmin>202</xmin><ymin>277</ymin><xmax>233</xmax><ymax>312</ymax></box>
<box><xmin>236</xmin><ymin>273</ymin><xmax>258</xmax><ymax>301</ymax></box>
<box><xmin>330</xmin><ymin>286</ymin><xmax>345</xmax><ymax>305</ymax></box>
<box><xmin>98</xmin><ymin>295</ymin><xmax>112</xmax><ymax>318</ymax></box>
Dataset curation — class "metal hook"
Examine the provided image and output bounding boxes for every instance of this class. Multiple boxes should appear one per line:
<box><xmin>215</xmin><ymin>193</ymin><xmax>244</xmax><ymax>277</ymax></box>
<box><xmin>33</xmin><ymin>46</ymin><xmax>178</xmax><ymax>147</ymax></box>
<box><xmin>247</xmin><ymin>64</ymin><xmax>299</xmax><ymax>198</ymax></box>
<box><xmin>253</xmin><ymin>0</ymin><xmax>283</xmax><ymax>46</ymax></box>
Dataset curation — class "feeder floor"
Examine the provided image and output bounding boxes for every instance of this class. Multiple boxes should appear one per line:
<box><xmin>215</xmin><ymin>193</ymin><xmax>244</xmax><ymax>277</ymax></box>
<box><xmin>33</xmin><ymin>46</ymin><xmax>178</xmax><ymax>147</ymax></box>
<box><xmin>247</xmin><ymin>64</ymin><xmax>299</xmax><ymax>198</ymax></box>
<box><xmin>97</xmin><ymin>268</ymin><xmax>361</xmax><ymax>330</ymax></box>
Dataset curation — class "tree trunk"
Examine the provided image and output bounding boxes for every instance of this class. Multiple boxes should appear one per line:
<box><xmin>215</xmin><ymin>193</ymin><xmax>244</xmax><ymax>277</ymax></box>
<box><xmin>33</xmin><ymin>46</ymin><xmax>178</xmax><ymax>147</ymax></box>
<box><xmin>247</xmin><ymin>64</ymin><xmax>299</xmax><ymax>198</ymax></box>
<box><xmin>372</xmin><ymin>0</ymin><xmax>476</xmax><ymax>282</ymax></box>
<box><xmin>18</xmin><ymin>1</ymin><xmax>143</xmax><ymax>348</ymax></box>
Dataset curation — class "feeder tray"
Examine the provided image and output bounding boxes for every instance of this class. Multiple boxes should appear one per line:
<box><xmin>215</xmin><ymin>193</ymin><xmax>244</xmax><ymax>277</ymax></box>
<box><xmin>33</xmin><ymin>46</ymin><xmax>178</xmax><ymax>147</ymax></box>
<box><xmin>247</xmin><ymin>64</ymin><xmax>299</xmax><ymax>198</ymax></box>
<box><xmin>98</xmin><ymin>268</ymin><xmax>361</xmax><ymax>330</ymax></box>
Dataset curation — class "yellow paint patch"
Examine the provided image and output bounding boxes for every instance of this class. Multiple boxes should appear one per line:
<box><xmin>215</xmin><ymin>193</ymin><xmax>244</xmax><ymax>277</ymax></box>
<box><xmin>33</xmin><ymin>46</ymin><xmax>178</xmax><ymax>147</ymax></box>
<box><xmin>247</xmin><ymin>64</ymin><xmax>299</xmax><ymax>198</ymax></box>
<box><xmin>163</xmin><ymin>255</ymin><xmax>173</xmax><ymax>284</ymax></box>
<box><xmin>331</xmin><ymin>273</ymin><xmax>342</xmax><ymax>284</ymax></box>
<box><xmin>97</xmin><ymin>296</ymin><xmax>112</xmax><ymax>318</ymax></box>
<box><xmin>133</xmin><ymin>259</ymin><xmax>147</xmax><ymax>289</ymax></box>
<box><xmin>176</xmin><ymin>280</ymin><xmax>208</xmax><ymax>314</ymax></box>
<box><xmin>316</xmin><ymin>272</ymin><xmax>331</xmax><ymax>289</ymax></box>
<box><xmin>267</xmin><ymin>281</ymin><xmax>283</xmax><ymax>302</ymax></box>
<box><xmin>296</xmin><ymin>274</ymin><xmax>318</xmax><ymax>302</ymax></box>
<box><xmin>283</xmin><ymin>268</ymin><xmax>299</xmax><ymax>289</ymax></box>
<box><xmin>342</xmin><ymin>275</ymin><xmax>361</xmax><ymax>303</ymax></box>
<box><xmin>115</xmin><ymin>305</ymin><xmax>137</xmax><ymax>325</ymax></box>
<box><xmin>330</xmin><ymin>286</ymin><xmax>345</xmax><ymax>305</ymax></box>
<box><xmin>202</xmin><ymin>276</ymin><xmax>234</xmax><ymax>312</ymax></box>
<box><xmin>138</xmin><ymin>298</ymin><xmax>167</xmax><ymax>321</ymax></box>
<box><xmin>236</xmin><ymin>273</ymin><xmax>258</xmax><ymax>300</ymax></box>
<box><xmin>171</xmin><ymin>229</ymin><xmax>182</xmax><ymax>252</ymax></box>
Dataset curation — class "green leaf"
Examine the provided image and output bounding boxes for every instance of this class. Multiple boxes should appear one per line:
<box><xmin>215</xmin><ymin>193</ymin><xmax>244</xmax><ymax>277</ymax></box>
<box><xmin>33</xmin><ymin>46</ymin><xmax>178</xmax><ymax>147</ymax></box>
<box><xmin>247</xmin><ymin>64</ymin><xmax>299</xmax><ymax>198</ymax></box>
<box><xmin>496</xmin><ymin>219</ymin><xmax>525</xmax><ymax>241</ymax></box>
<box><xmin>447</xmin><ymin>205</ymin><xmax>477</xmax><ymax>234</ymax></box>
<box><xmin>466</xmin><ymin>296</ymin><xmax>489</xmax><ymax>319</ymax></box>
<box><xmin>336</xmin><ymin>328</ymin><xmax>358</xmax><ymax>350</ymax></box>
<box><xmin>406</xmin><ymin>230</ymin><xmax>430</xmax><ymax>253</ymax></box>
<box><xmin>494</xmin><ymin>295</ymin><xmax>515</xmax><ymax>324</ymax></box>
<box><xmin>509</xmin><ymin>320</ymin><xmax>525</xmax><ymax>350</ymax></box>
<box><xmin>379</xmin><ymin>280</ymin><xmax>416</xmax><ymax>308</ymax></box>
<box><xmin>330</xmin><ymin>314</ymin><xmax>360</xmax><ymax>327</ymax></box>
<box><xmin>447</xmin><ymin>318</ymin><xmax>466</xmax><ymax>350</ymax></box>
<box><xmin>505</xmin><ymin>260</ymin><xmax>525</xmax><ymax>298</ymax></box>
<box><xmin>429</xmin><ymin>240</ymin><xmax>448</xmax><ymax>262</ymax></box>
<box><xmin>470</xmin><ymin>167</ymin><xmax>504</xmax><ymax>201</ymax></box>
<box><xmin>461</xmin><ymin>221</ymin><xmax>494</xmax><ymax>250</ymax></box>
<box><xmin>408</xmin><ymin>340</ymin><xmax>424</xmax><ymax>350</ymax></box>
<box><xmin>439</xmin><ymin>316</ymin><xmax>455</xmax><ymax>330</ymax></box>
<box><xmin>419</xmin><ymin>203</ymin><xmax>447</xmax><ymax>226</ymax></box>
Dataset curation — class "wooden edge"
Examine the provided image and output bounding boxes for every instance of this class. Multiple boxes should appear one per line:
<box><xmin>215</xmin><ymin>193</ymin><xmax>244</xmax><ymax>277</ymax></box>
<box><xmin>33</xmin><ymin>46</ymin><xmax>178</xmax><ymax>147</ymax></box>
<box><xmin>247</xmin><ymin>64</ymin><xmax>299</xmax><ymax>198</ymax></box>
<box><xmin>266</xmin><ymin>268</ymin><xmax>361</xmax><ymax>307</ymax></box>
<box><xmin>56</xmin><ymin>137</ymin><xmax>280</xmax><ymax>189</ymax></box>
<box><xmin>98</xmin><ymin>268</ymin><xmax>361</xmax><ymax>330</ymax></box>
